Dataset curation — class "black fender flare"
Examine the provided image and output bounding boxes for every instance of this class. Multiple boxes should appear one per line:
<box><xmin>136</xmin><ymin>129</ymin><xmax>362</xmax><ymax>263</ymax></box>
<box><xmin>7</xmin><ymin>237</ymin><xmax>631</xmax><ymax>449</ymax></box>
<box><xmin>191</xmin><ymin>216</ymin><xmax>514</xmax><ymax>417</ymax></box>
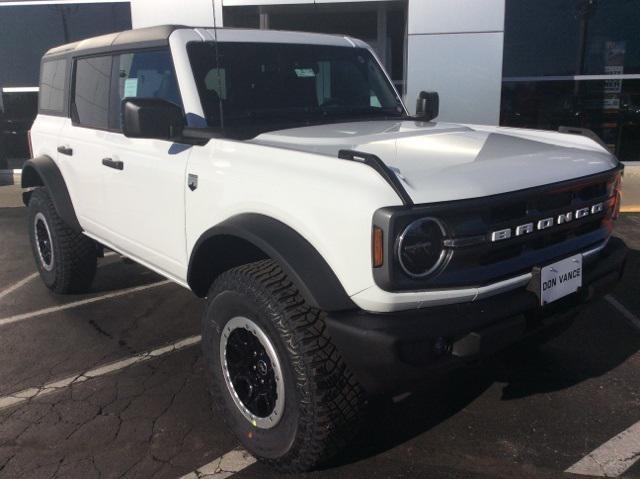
<box><xmin>21</xmin><ymin>156</ymin><xmax>82</xmax><ymax>232</ymax></box>
<box><xmin>187</xmin><ymin>214</ymin><xmax>356</xmax><ymax>312</ymax></box>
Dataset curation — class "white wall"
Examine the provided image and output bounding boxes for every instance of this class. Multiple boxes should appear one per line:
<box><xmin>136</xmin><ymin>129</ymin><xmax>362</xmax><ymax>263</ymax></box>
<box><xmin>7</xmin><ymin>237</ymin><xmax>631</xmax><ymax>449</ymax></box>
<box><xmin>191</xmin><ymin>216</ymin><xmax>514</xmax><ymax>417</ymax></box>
<box><xmin>130</xmin><ymin>0</ymin><xmax>222</xmax><ymax>28</ymax></box>
<box><xmin>406</xmin><ymin>0</ymin><xmax>505</xmax><ymax>125</ymax></box>
<box><xmin>408</xmin><ymin>0</ymin><xmax>504</xmax><ymax>35</ymax></box>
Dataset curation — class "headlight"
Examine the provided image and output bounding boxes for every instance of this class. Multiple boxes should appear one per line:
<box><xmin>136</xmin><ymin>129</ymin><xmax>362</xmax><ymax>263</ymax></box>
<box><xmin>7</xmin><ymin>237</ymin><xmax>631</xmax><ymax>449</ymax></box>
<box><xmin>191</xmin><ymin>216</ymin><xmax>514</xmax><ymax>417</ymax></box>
<box><xmin>397</xmin><ymin>217</ymin><xmax>447</xmax><ymax>278</ymax></box>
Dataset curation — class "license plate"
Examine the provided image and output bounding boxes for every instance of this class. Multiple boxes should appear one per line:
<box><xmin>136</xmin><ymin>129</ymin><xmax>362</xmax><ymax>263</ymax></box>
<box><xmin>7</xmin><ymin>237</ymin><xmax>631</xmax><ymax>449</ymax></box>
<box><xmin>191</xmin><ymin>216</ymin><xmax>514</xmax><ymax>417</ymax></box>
<box><xmin>539</xmin><ymin>254</ymin><xmax>583</xmax><ymax>306</ymax></box>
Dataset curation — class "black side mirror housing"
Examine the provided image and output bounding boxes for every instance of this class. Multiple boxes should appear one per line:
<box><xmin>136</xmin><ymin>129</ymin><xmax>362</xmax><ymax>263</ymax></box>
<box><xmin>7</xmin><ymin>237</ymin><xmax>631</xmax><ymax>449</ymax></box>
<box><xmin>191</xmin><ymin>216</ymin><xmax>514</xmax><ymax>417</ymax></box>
<box><xmin>415</xmin><ymin>91</ymin><xmax>439</xmax><ymax>121</ymax></box>
<box><xmin>121</xmin><ymin>98</ymin><xmax>185</xmax><ymax>140</ymax></box>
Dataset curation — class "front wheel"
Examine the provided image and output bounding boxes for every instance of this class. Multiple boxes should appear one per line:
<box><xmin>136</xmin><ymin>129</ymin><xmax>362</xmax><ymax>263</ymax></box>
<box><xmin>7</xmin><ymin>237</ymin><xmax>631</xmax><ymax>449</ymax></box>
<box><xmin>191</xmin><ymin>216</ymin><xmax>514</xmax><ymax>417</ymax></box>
<box><xmin>201</xmin><ymin>260</ymin><xmax>364</xmax><ymax>472</ymax></box>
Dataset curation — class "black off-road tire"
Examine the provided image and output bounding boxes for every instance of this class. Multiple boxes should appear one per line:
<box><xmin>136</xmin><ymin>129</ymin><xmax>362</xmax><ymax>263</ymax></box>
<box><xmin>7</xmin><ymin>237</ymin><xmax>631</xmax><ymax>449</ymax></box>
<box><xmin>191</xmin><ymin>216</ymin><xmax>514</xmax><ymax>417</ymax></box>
<box><xmin>201</xmin><ymin>259</ymin><xmax>364</xmax><ymax>472</ymax></box>
<box><xmin>27</xmin><ymin>187</ymin><xmax>97</xmax><ymax>293</ymax></box>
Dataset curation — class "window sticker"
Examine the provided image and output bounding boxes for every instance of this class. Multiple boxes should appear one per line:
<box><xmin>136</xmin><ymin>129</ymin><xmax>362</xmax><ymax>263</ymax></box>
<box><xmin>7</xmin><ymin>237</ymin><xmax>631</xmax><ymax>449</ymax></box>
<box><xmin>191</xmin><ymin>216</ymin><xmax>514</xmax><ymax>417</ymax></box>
<box><xmin>294</xmin><ymin>68</ymin><xmax>315</xmax><ymax>78</ymax></box>
<box><xmin>123</xmin><ymin>78</ymin><xmax>138</xmax><ymax>97</ymax></box>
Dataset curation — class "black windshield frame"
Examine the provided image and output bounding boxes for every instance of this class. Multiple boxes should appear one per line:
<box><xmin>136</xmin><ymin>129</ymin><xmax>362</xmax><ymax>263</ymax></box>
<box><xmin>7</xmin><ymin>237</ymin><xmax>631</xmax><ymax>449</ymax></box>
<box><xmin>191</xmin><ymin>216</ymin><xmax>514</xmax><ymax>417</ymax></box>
<box><xmin>187</xmin><ymin>41</ymin><xmax>407</xmax><ymax>138</ymax></box>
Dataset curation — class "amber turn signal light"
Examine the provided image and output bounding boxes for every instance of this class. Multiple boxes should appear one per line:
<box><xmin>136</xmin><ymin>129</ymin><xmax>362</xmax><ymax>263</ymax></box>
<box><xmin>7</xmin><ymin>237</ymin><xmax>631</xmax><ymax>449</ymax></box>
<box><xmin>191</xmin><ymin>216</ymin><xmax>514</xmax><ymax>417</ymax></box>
<box><xmin>372</xmin><ymin>226</ymin><xmax>384</xmax><ymax>267</ymax></box>
<box><xmin>612</xmin><ymin>174</ymin><xmax>623</xmax><ymax>220</ymax></box>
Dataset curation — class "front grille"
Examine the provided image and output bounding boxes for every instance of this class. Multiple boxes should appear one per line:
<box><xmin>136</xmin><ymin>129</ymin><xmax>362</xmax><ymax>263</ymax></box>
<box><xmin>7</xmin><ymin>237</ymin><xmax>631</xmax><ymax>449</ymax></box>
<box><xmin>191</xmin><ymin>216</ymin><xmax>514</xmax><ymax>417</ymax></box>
<box><xmin>435</xmin><ymin>172</ymin><xmax>618</xmax><ymax>288</ymax></box>
<box><xmin>478</xmin><ymin>179</ymin><xmax>610</xmax><ymax>265</ymax></box>
<box><xmin>373</xmin><ymin>167</ymin><xmax>621</xmax><ymax>291</ymax></box>
<box><xmin>485</xmin><ymin>181</ymin><xmax>607</xmax><ymax>226</ymax></box>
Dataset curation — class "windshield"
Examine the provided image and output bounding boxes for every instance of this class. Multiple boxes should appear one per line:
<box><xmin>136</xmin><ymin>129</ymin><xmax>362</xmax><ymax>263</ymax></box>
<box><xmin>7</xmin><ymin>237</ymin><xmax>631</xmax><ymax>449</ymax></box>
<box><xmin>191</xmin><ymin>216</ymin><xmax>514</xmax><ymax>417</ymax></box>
<box><xmin>187</xmin><ymin>41</ymin><xmax>406</xmax><ymax>137</ymax></box>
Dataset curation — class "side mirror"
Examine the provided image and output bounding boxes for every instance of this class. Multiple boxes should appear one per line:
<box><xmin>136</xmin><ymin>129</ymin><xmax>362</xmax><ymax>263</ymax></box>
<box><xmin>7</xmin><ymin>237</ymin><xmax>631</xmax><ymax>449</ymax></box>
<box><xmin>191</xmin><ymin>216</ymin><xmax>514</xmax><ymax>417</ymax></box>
<box><xmin>121</xmin><ymin>98</ymin><xmax>185</xmax><ymax>140</ymax></box>
<box><xmin>415</xmin><ymin>91</ymin><xmax>439</xmax><ymax>121</ymax></box>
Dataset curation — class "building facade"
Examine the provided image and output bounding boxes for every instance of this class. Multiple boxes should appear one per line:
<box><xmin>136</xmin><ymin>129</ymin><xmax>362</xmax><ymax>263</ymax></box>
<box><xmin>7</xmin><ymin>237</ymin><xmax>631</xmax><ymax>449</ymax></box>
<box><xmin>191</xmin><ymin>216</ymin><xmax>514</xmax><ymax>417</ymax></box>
<box><xmin>1</xmin><ymin>0</ymin><xmax>639</xmax><ymax>190</ymax></box>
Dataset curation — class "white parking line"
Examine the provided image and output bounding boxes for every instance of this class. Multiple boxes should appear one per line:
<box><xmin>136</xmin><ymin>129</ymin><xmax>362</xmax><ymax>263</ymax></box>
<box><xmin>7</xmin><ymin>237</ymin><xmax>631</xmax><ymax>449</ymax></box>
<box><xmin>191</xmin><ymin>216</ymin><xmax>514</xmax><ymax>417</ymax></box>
<box><xmin>180</xmin><ymin>448</ymin><xmax>256</xmax><ymax>479</ymax></box>
<box><xmin>566</xmin><ymin>420</ymin><xmax>640</xmax><ymax>477</ymax></box>
<box><xmin>0</xmin><ymin>335</ymin><xmax>201</xmax><ymax>411</ymax></box>
<box><xmin>0</xmin><ymin>272</ymin><xmax>39</xmax><ymax>301</ymax></box>
<box><xmin>0</xmin><ymin>280</ymin><xmax>172</xmax><ymax>327</ymax></box>
<box><xmin>606</xmin><ymin>295</ymin><xmax>640</xmax><ymax>331</ymax></box>
<box><xmin>0</xmin><ymin>253</ymin><xmax>122</xmax><ymax>303</ymax></box>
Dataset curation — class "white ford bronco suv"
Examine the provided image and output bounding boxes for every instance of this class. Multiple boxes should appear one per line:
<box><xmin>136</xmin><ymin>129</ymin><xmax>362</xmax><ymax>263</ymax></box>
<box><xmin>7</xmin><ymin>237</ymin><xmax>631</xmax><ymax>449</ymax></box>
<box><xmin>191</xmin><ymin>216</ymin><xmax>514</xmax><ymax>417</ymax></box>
<box><xmin>24</xmin><ymin>25</ymin><xmax>627</xmax><ymax>471</ymax></box>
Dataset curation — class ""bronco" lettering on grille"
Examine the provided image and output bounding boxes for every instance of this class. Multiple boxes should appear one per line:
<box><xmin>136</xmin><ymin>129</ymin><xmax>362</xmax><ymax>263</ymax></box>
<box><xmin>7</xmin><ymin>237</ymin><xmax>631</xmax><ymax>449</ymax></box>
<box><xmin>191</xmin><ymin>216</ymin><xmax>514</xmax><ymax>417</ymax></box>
<box><xmin>490</xmin><ymin>202</ymin><xmax>605</xmax><ymax>242</ymax></box>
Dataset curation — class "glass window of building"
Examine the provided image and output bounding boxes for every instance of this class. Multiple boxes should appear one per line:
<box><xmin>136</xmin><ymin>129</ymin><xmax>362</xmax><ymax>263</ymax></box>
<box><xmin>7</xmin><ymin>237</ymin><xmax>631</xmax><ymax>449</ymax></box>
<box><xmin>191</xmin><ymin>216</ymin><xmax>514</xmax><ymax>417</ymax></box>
<box><xmin>222</xmin><ymin>2</ymin><xmax>407</xmax><ymax>94</ymax></box>
<box><xmin>0</xmin><ymin>1</ymin><xmax>131</xmax><ymax>169</ymax></box>
<box><xmin>501</xmin><ymin>0</ymin><xmax>640</xmax><ymax>162</ymax></box>
<box><xmin>0</xmin><ymin>2</ymin><xmax>131</xmax><ymax>88</ymax></box>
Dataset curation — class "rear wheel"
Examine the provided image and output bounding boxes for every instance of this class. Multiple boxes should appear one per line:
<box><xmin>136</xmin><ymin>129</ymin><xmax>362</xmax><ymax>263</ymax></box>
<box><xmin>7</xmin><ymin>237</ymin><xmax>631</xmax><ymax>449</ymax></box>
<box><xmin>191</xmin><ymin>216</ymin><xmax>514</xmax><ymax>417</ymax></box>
<box><xmin>201</xmin><ymin>260</ymin><xmax>364</xmax><ymax>472</ymax></box>
<box><xmin>27</xmin><ymin>187</ymin><xmax>97</xmax><ymax>293</ymax></box>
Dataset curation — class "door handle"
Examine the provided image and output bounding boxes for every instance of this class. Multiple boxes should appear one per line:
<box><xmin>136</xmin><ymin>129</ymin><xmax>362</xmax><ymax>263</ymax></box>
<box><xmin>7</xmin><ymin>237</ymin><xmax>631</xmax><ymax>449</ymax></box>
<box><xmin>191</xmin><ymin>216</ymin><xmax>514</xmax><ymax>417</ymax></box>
<box><xmin>57</xmin><ymin>146</ymin><xmax>73</xmax><ymax>156</ymax></box>
<box><xmin>101</xmin><ymin>158</ymin><xmax>124</xmax><ymax>170</ymax></box>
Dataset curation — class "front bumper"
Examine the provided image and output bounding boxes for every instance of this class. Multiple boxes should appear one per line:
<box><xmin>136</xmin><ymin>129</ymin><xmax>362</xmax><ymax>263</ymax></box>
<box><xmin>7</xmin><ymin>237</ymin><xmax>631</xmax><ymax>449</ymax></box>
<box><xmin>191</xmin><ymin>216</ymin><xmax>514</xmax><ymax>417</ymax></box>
<box><xmin>325</xmin><ymin>237</ymin><xmax>628</xmax><ymax>395</ymax></box>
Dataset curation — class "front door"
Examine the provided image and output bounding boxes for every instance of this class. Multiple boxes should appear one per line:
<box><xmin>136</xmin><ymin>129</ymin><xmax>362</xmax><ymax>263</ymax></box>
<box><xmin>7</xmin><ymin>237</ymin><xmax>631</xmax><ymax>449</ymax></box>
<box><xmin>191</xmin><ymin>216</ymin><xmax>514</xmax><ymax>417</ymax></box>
<box><xmin>98</xmin><ymin>49</ymin><xmax>191</xmax><ymax>281</ymax></box>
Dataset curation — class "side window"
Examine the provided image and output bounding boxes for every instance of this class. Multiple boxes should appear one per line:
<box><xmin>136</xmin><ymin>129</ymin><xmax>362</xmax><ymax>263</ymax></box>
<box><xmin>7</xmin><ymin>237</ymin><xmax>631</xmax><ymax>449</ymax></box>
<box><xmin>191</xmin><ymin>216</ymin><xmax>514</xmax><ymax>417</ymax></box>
<box><xmin>39</xmin><ymin>59</ymin><xmax>68</xmax><ymax>115</ymax></box>
<box><xmin>73</xmin><ymin>55</ymin><xmax>112</xmax><ymax>129</ymax></box>
<box><xmin>113</xmin><ymin>49</ymin><xmax>182</xmax><ymax>130</ymax></box>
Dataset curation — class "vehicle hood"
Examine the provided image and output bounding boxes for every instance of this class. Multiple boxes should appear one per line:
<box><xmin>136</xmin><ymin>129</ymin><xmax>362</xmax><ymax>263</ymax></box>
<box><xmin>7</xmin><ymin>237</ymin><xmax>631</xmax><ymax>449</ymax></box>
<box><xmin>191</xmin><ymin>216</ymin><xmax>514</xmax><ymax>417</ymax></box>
<box><xmin>250</xmin><ymin>120</ymin><xmax>618</xmax><ymax>204</ymax></box>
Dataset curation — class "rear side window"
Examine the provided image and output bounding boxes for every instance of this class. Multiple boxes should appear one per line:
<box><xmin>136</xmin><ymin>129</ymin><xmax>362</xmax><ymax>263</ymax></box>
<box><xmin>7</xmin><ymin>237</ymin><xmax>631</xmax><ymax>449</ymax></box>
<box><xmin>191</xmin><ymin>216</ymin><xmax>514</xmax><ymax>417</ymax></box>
<box><xmin>39</xmin><ymin>59</ymin><xmax>67</xmax><ymax>115</ymax></box>
<box><xmin>72</xmin><ymin>55</ymin><xmax>112</xmax><ymax>129</ymax></box>
<box><xmin>112</xmin><ymin>49</ymin><xmax>182</xmax><ymax>129</ymax></box>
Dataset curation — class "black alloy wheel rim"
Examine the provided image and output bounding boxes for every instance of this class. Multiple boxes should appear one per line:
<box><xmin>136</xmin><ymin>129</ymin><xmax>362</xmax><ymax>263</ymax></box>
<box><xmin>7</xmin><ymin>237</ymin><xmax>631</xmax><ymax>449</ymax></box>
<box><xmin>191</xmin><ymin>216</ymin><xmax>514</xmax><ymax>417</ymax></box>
<box><xmin>34</xmin><ymin>213</ymin><xmax>54</xmax><ymax>271</ymax></box>
<box><xmin>225</xmin><ymin>327</ymin><xmax>278</xmax><ymax>418</ymax></box>
<box><xmin>220</xmin><ymin>316</ymin><xmax>285</xmax><ymax>429</ymax></box>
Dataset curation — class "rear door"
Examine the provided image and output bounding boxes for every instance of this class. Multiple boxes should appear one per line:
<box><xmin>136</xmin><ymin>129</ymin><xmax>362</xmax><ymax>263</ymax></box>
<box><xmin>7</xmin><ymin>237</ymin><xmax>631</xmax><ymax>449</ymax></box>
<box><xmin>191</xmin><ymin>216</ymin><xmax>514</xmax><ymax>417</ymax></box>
<box><xmin>98</xmin><ymin>48</ymin><xmax>191</xmax><ymax>281</ymax></box>
<box><xmin>56</xmin><ymin>54</ymin><xmax>113</xmax><ymax>229</ymax></box>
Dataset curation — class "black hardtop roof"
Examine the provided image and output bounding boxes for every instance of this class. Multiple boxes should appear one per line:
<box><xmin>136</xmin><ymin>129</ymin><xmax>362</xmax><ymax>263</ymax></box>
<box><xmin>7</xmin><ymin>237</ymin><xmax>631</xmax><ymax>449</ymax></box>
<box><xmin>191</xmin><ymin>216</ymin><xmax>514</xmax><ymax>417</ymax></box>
<box><xmin>43</xmin><ymin>25</ymin><xmax>186</xmax><ymax>59</ymax></box>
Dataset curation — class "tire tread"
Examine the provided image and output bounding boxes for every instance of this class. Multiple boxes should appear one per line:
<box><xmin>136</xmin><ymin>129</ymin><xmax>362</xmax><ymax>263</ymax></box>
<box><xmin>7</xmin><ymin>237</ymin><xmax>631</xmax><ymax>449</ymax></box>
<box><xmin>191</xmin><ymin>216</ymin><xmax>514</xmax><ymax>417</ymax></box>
<box><xmin>206</xmin><ymin>259</ymin><xmax>364</xmax><ymax>472</ymax></box>
<box><xmin>28</xmin><ymin>188</ymin><xmax>97</xmax><ymax>293</ymax></box>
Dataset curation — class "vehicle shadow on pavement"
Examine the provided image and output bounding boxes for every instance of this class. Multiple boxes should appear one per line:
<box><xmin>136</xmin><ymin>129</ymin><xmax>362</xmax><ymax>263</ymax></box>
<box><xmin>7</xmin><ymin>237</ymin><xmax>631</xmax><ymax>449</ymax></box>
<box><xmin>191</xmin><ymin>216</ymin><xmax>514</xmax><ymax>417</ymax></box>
<box><xmin>328</xmin><ymin>250</ymin><xmax>640</xmax><ymax>469</ymax></box>
<box><xmin>495</xmin><ymin>249</ymin><xmax>640</xmax><ymax>401</ymax></box>
<box><xmin>326</xmin><ymin>366</ymin><xmax>495</xmax><ymax>468</ymax></box>
<box><xmin>12</xmin><ymin>259</ymin><xmax>166</xmax><ymax>300</ymax></box>
<box><xmin>90</xmin><ymin>258</ymin><xmax>165</xmax><ymax>293</ymax></box>
<box><xmin>0</xmin><ymin>206</ymin><xmax>164</xmax><ymax>297</ymax></box>
<box><xmin>0</xmin><ymin>259</ymin><xmax>168</xmax><ymax>320</ymax></box>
